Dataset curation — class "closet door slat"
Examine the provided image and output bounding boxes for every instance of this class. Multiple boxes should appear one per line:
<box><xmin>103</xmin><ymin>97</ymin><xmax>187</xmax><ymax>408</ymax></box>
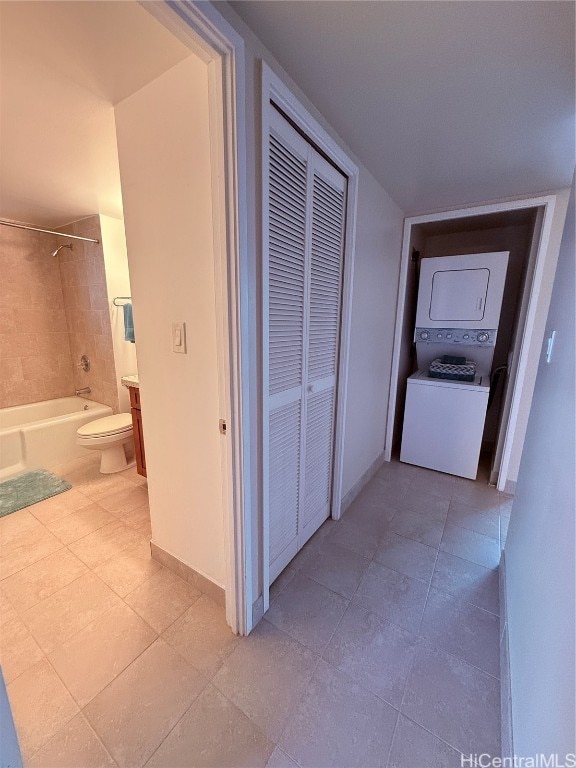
<box><xmin>268</xmin><ymin>133</ymin><xmax>307</xmax><ymax>396</ymax></box>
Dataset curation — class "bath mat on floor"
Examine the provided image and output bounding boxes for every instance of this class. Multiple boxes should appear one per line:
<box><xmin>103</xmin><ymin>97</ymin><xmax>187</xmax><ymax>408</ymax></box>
<box><xmin>0</xmin><ymin>470</ymin><xmax>71</xmax><ymax>518</ymax></box>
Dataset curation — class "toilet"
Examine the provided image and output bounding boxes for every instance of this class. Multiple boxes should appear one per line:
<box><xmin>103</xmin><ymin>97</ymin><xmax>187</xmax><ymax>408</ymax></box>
<box><xmin>77</xmin><ymin>414</ymin><xmax>135</xmax><ymax>474</ymax></box>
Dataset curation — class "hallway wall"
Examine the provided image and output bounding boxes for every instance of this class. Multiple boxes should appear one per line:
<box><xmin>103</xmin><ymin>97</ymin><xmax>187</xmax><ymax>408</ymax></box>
<box><xmin>115</xmin><ymin>55</ymin><xmax>225</xmax><ymax>588</ymax></box>
<box><xmin>342</xmin><ymin>170</ymin><xmax>403</xmax><ymax>495</ymax></box>
<box><xmin>504</xmin><ymin>179</ymin><xmax>575</xmax><ymax>757</ymax></box>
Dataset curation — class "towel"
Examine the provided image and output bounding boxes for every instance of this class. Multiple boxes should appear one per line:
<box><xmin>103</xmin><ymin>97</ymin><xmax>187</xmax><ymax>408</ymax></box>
<box><xmin>123</xmin><ymin>302</ymin><xmax>135</xmax><ymax>343</ymax></box>
<box><xmin>440</xmin><ymin>354</ymin><xmax>467</xmax><ymax>366</ymax></box>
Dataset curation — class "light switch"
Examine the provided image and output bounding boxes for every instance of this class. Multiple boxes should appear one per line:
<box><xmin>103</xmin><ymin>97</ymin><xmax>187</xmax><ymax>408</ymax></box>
<box><xmin>172</xmin><ymin>322</ymin><xmax>186</xmax><ymax>354</ymax></box>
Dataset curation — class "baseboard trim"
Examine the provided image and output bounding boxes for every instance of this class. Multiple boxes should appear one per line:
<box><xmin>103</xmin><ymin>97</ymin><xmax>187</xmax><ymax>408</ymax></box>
<box><xmin>150</xmin><ymin>542</ymin><xmax>225</xmax><ymax>608</ymax></box>
<box><xmin>503</xmin><ymin>478</ymin><xmax>517</xmax><ymax>495</ymax></box>
<box><xmin>339</xmin><ymin>451</ymin><xmax>386</xmax><ymax>516</ymax></box>
<box><xmin>252</xmin><ymin>596</ymin><xmax>264</xmax><ymax>627</ymax></box>
<box><xmin>499</xmin><ymin>551</ymin><xmax>514</xmax><ymax>758</ymax></box>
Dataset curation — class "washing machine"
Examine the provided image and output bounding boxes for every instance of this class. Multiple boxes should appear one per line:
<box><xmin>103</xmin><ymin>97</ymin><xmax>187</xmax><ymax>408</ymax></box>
<box><xmin>401</xmin><ymin>370</ymin><xmax>490</xmax><ymax>479</ymax></box>
<box><xmin>400</xmin><ymin>251</ymin><xmax>509</xmax><ymax>478</ymax></box>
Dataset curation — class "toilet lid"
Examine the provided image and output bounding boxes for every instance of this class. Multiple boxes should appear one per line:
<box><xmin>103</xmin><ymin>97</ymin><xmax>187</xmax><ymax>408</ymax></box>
<box><xmin>78</xmin><ymin>413</ymin><xmax>133</xmax><ymax>438</ymax></box>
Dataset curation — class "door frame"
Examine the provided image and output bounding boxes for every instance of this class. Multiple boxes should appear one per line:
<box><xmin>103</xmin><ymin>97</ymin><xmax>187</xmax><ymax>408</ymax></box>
<box><xmin>144</xmin><ymin>1</ymin><xmax>252</xmax><ymax>633</ymax></box>
<box><xmin>261</xmin><ymin>64</ymin><xmax>359</xmax><ymax>610</ymax></box>
<box><xmin>385</xmin><ymin>190</ymin><xmax>570</xmax><ymax>492</ymax></box>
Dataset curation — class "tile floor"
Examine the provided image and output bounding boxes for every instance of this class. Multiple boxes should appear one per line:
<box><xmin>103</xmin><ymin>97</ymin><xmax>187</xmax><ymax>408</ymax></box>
<box><xmin>1</xmin><ymin>453</ymin><xmax>510</xmax><ymax>767</ymax></box>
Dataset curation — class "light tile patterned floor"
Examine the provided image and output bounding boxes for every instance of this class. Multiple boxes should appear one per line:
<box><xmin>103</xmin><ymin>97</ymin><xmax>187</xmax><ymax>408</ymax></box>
<box><xmin>1</xmin><ymin>453</ymin><xmax>509</xmax><ymax>767</ymax></box>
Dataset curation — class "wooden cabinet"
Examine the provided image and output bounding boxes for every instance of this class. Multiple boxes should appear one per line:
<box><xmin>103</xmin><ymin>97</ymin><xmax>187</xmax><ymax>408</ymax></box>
<box><xmin>129</xmin><ymin>386</ymin><xmax>146</xmax><ymax>477</ymax></box>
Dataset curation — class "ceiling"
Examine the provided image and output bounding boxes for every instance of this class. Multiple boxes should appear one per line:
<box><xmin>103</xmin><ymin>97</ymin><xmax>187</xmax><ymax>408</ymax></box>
<box><xmin>230</xmin><ymin>0</ymin><xmax>575</xmax><ymax>214</ymax></box>
<box><xmin>0</xmin><ymin>1</ymin><xmax>192</xmax><ymax>226</ymax></box>
<box><xmin>2</xmin><ymin>2</ymin><xmax>573</xmax><ymax>227</ymax></box>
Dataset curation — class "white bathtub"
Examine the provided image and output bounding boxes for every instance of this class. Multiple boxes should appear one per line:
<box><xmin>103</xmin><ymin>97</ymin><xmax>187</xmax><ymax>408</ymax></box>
<box><xmin>0</xmin><ymin>397</ymin><xmax>113</xmax><ymax>481</ymax></box>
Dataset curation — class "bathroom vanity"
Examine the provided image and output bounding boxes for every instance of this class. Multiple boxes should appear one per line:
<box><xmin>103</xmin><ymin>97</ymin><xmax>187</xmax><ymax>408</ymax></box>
<box><xmin>122</xmin><ymin>376</ymin><xmax>146</xmax><ymax>477</ymax></box>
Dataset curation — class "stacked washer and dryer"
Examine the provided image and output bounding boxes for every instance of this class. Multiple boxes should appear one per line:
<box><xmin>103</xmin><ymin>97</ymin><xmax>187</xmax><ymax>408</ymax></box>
<box><xmin>400</xmin><ymin>251</ymin><xmax>509</xmax><ymax>480</ymax></box>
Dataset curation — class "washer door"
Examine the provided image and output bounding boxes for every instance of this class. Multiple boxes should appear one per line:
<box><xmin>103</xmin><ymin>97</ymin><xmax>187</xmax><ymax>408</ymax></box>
<box><xmin>400</xmin><ymin>379</ymin><xmax>489</xmax><ymax>479</ymax></box>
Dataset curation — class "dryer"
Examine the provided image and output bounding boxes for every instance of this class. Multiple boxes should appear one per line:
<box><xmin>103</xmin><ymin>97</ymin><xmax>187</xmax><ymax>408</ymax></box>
<box><xmin>414</xmin><ymin>251</ymin><xmax>509</xmax><ymax>376</ymax></box>
<box><xmin>400</xmin><ymin>251</ymin><xmax>509</xmax><ymax>478</ymax></box>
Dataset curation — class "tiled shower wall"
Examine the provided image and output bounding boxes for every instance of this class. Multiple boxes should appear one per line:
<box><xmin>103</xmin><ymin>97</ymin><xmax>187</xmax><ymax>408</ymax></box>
<box><xmin>58</xmin><ymin>216</ymin><xmax>119</xmax><ymax>411</ymax></box>
<box><xmin>0</xmin><ymin>226</ymin><xmax>75</xmax><ymax>408</ymax></box>
<box><xmin>0</xmin><ymin>216</ymin><xmax>118</xmax><ymax>411</ymax></box>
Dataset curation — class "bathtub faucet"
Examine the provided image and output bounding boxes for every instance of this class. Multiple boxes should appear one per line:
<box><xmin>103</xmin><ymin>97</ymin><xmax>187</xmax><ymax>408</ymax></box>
<box><xmin>75</xmin><ymin>387</ymin><xmax>91</xmax><ymax>396</ymax></box>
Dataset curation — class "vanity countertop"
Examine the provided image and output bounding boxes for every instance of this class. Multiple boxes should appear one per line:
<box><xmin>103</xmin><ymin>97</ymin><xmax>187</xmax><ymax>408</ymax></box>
<box><xmin>121</xmin><ymin>375</ymin><xmax>140</xmax><ymax>389</ymax></box>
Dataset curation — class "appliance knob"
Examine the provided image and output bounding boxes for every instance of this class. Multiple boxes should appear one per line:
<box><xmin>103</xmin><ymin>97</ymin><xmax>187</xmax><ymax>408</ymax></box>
<box><xmin>419</xmin><ymin>331</ymin><xmax>429</xmax><ymax>340</ymax></box>
<box><xmin>477</xmin><ymin>332</ymin><xmax>489</xmax><ymax>343</ymax></box>
<box><xmin>437</xmin><ymin>333</ymin><xmax>442</xmax><ymax>338</ymax></box>
<box><xmin>463</xmin><ymin>334</ymin><xmax>469</xmax><ymax>339</ymax></box>
<box><xmin>446</xmin><ymin>333</ymin><xmax>452</xmax><ymax>339</ymax></box>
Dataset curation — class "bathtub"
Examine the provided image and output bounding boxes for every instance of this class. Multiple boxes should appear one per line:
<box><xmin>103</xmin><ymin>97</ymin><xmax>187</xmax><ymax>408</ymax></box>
<box><xmin>0</xmin><ymin>397</ymin><xmax>113</xmax><ymax>481</ymax></box>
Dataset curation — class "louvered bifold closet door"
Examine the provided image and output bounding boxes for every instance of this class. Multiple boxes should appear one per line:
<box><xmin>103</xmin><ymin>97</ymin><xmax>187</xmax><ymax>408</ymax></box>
<box><xmin>300</xmin><ymin>155</ymin><xmax>347</xmax><ymax>541</ymax></box>
<box><xmin>266</xmin><ymin>110</ymin><xmax>310</xmax><ymax>583</ymax></box>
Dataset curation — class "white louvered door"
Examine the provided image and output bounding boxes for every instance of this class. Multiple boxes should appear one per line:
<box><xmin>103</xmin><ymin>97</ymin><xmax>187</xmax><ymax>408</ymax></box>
<box><xmin>300</xmin><ymin>160</ymin><xmax>347</xmax><ymax>541</ymax></box>
<box><xmin>265</xmin><ymin>108</ymin><xmax>347</xmax><ymax>583</ymax></box>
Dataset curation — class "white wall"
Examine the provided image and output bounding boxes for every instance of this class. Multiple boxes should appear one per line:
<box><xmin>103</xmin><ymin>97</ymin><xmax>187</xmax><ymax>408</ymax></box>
<box><xmin>115</xmin><ymin>56</ymin><xmax>225</xmax><ymax>587</ymax></box>
<box><xmin>342</xmin><ymin>169</ymin><xmax>403</xmax><ymax>495</ymax></box>
<box><xmin>210</xmin><ymin>1</ymin><xmax>405</xmax><ymax>601</ymax></box>
<box><xmin>99</xmin><ymin>214</ymin><xmax>138</xmax><ymax>414</ymax></box>
<box><xmin>504</xmin><ymin>180</ymin><xmax>575</xmax><ymax>757</ymax></box>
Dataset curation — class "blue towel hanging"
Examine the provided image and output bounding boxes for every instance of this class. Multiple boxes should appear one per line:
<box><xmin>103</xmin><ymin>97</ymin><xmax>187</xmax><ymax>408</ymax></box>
<box><xmin>123</xmin><ymin>302</ymin><xmax>135</xmax><ymax>343</ymax></box>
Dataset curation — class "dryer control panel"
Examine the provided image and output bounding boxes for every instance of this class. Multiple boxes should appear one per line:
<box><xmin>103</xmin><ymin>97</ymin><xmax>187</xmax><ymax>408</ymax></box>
<box><xmin>414</xmin><ymin>327</ymin><xmax>497</xmax><ymax>346</ymax></box>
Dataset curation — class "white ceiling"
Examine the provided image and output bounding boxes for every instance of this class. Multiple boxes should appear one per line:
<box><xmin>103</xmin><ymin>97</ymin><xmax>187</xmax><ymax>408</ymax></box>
<box><xmin>2</xmin><ymin>2</ymin><xmax>573</xmax><ymax>227</ymax></box>
<box><xmin>230</xmin><ymin>0</ymin><xmax>575</xmax><ymax>214</ymax></box>
<box><xmin>0</xmin><ymin>1</ymin><xmax>192</xmax><ymax>226</ymax></box>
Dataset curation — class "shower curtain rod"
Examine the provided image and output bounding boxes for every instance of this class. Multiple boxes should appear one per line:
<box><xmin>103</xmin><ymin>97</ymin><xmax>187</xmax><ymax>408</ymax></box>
<box><xmin>0</xmin><ymin>219</ymin><xmax>100</xmax><ymax>244</ymax></box>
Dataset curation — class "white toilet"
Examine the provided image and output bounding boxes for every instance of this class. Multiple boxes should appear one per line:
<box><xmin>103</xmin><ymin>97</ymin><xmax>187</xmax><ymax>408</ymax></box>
<box><xmin>77</xmin><ymin>414</ymin><xmax>135</xmax><ymax>474</ymax></box>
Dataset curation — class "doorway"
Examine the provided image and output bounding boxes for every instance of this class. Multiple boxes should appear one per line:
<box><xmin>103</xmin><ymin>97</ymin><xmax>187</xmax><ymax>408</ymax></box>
<box><xmin>116</xmin><ymin>2</ymin><xmax>249</xmax><ymax>634</ymax></box>
<box><xmin>386</xmin><ymin>192</ymin><xmax>570</xmax><ymax>492</ymax></box>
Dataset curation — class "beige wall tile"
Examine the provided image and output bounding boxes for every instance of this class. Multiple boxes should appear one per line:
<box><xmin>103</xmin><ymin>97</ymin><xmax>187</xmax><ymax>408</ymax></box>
<box><xmin>57</xmin><ymin>217</ymin><xmax>118</xmax><ymax>411</ymax></box>
<box><xmin>0</xmin><ymin>227</ymin><xmax>74</xmax><ymax>408</ymax></box>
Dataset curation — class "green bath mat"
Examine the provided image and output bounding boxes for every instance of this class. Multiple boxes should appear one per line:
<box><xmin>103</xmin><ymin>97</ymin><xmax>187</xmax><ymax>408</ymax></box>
<box><xmin>0</xmin><ymin>470</ymin><xmax>72</xmax><ymax>518</ymax></box>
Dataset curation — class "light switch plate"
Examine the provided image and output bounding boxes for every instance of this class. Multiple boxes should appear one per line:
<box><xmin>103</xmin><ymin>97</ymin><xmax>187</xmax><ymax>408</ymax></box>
<box><xmin>172</xmin><ymin>321</ymin><xmax>186</xmax><ymax>354</ymax></box>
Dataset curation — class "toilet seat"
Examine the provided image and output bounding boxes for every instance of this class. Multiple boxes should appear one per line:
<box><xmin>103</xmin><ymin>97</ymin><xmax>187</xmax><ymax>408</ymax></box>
<box><xmin>77</xmin><ymin>413</ymin><xmax>132</xmax><ymax>439</ymax></box>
